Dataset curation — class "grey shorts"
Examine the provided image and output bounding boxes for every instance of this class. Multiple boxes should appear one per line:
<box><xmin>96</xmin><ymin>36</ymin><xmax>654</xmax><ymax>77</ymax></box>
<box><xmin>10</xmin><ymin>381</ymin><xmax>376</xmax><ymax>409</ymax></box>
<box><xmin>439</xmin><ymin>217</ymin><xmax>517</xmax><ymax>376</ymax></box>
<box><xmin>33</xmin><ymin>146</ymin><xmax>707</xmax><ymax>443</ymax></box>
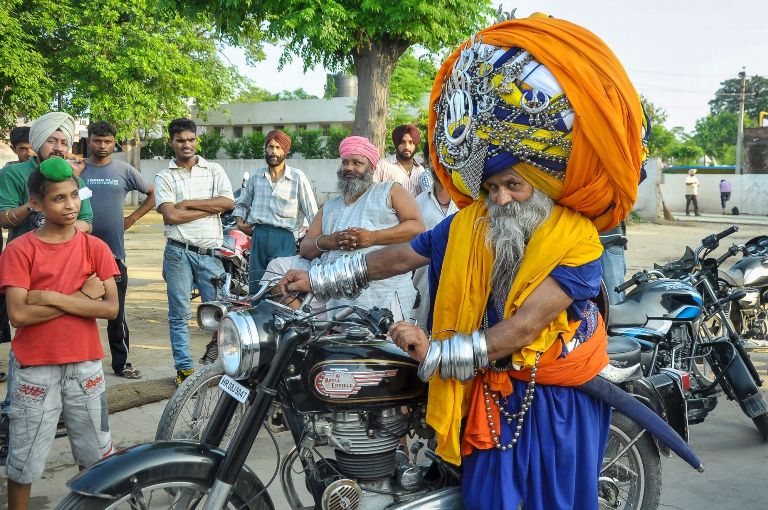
<box><xmin>6</xmin><ymin>359</ymin><xmax>113</xmax><ymax>484</ymax></box>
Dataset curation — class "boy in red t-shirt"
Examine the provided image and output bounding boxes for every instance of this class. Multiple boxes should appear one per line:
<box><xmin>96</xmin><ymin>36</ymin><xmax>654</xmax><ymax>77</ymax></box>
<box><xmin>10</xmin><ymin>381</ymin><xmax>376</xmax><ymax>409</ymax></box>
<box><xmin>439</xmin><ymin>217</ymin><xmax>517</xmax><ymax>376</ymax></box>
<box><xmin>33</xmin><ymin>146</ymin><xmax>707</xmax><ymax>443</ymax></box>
<box><xmin>0</xmin><ymin>158</ymin><xmax>119</xmax><ymax>510</ymax></box>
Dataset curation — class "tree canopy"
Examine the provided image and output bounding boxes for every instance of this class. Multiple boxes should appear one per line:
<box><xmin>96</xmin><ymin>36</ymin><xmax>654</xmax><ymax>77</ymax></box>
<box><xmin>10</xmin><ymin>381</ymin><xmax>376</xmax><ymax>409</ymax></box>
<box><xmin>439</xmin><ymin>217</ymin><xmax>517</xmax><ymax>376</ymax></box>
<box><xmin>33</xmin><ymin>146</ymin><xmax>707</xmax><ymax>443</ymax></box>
<box><xmin>709</xmin><ymin>74</ymin><xmax>768</xmax><ymax>123</ymax></box>
<box><xmin>181</xmin><ymin>0</ymin><xmax>494</xmax><ymax>152</ymax></box>
<box><xmin>0</xmin><ymin>0</ymin><xmax>251</xmax><ymax>138</ymax></box>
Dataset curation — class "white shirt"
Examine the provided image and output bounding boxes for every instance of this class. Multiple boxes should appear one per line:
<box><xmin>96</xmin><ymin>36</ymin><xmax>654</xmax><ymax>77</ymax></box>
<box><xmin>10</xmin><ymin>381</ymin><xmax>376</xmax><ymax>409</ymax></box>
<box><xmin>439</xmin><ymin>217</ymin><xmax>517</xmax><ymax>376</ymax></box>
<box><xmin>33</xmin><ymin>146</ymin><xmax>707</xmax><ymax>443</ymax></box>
<box><xmin>154</xmin><ymin>156</ymin><xmax>234</xmax><ymax>248</ymax></box>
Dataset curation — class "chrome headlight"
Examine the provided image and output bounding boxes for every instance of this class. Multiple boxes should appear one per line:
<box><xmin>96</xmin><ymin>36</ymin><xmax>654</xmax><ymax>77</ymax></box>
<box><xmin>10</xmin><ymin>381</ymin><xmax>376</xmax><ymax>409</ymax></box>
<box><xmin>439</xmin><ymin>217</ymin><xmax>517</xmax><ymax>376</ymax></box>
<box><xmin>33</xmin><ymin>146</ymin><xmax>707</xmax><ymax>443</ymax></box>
<box><xmin>197</xmin><ymin>301</ymin><xmax>232</xmax><ymax>332</ymax></box>
<box><xmin>217</xmin><ymin>310</ymin><xmax>260</xmax><ymax>379</ymax></box>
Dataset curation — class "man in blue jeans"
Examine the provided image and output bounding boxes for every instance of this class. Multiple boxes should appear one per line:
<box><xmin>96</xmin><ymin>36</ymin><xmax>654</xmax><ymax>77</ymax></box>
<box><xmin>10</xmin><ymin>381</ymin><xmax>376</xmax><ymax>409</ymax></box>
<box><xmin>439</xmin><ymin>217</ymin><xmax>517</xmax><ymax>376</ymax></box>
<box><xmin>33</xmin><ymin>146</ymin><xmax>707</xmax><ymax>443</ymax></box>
<box><xmin>154</xmin><ymin>119</ymin><xmax>234</xmax><ymax>385</ymax></box>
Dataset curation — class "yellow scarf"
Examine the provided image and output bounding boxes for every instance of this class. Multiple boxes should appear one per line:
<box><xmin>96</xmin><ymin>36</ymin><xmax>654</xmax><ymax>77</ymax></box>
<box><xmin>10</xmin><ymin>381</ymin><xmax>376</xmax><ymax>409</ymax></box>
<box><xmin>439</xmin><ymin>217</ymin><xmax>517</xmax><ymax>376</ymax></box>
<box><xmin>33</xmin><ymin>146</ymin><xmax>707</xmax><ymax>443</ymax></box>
<box><xmin>426</xmin><ymin>201</ymin><xmax>603</xmax><ymax>465</ymax></box>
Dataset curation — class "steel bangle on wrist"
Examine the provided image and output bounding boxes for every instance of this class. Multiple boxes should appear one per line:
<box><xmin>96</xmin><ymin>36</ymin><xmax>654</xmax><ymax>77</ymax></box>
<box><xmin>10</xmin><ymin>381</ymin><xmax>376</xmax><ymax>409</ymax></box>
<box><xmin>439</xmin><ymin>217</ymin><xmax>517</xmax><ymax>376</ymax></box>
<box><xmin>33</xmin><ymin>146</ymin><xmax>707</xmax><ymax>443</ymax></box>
<box><xmin>436</xmin><ymin>331</ymin><xmax>489</xmax><ymax>382</ymax></box>
<box><xmin>308</xmin><ymin>252</ymin><xmax>371</xmax><ymax>301</ymax></box>
<box><xmin>417</xmin><ymin>340</ymin><xmax>442</xmax><ymax>381</ymax></box>
<box><xmin>314</xmin><ymin>234</ymin><xmax>329</xmax><ymax>253</ymax></box>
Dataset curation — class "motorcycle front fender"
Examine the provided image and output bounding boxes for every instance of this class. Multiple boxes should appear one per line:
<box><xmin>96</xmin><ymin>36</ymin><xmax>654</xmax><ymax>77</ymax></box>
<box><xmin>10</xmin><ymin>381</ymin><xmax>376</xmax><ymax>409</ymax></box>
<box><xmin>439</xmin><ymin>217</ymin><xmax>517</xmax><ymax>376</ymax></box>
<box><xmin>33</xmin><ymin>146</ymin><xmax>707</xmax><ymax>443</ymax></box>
<box><xmin>388</xmin><ymin>487</ymin><xmax>464</xmax><ymax>509</ymax></box>
<box><xmin>65</xmin><ymin>440</ymin><xmax>274</xmax><ymax>508</ymax></box>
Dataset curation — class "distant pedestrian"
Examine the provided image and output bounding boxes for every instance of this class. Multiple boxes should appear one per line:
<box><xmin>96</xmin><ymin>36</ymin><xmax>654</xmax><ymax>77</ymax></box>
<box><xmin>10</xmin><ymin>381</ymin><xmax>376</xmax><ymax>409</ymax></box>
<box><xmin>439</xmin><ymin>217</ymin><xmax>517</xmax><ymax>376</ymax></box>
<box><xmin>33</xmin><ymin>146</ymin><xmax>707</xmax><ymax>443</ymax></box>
<box><xmin>3</xmin><ymin>127</ymin><xmax>34</xmax><ymax>169</ymax></box>
<box><xmin>685</xmin><ymin>168</ymin><xmax>700</xmax><ymax>216</ymax></box>
<box><xmin>82</xmin><ymin>121</ymin><xmax>156</xmax><ymax>379</ymax></box>
<box><xmin>374</xmin><ymin>124</ymin><xmax>427</xmax><ymax>197</ymax></box>
<box><xmin>719</xmin><ymin>179</ymin><xmax>732</xmax><ymax>214</ymax></box>
<box><xmin>233</xmin><ymin>130</ymin><xmax>318</xmax><ymax>288</ymax></box>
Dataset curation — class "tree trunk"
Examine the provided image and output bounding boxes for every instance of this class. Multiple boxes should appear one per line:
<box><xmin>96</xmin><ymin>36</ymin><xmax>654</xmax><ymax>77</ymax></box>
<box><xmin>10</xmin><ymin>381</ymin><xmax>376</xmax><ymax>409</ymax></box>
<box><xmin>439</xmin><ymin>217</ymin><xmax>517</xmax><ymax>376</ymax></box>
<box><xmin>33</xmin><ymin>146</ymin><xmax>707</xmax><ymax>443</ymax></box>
<box><xmin>125</xmin><ymin>130</ymin><xmax>143</xmax><ymax>206</ymax></box>
<box><xmin>352</xmin><ymin>38</ymin><xmax>409</xmax><ymax>156</ymax></box>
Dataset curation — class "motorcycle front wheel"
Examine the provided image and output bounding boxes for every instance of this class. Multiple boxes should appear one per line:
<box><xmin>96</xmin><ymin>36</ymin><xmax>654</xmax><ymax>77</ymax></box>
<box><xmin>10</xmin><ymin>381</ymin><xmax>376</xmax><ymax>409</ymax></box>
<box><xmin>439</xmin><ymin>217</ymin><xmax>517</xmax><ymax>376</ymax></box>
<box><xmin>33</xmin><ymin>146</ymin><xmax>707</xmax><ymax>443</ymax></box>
<box><xmin>599</xmin><ymin>412</ymin><xmax>662</xmax><ymax>510</ymax></box>
<box><xmin>56</xmin><ymin>480</ymin><xmax>269</xmax><ymax>510</ymax></box>
<box><xmin>156</xmin><ymin>363</ymin><xmax>246</xmax><ymax>449</ymax></box>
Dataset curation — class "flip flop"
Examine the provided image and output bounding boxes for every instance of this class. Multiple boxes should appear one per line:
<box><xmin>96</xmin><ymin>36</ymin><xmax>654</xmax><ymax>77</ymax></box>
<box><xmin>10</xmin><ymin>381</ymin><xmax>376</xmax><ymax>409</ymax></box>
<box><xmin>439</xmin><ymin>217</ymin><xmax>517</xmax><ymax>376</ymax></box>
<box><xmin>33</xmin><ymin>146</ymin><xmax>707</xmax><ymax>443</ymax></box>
<box><xmin>116</xmin><ymin>366</ymin><xmax>143</xmax><ymax>379</ymax></box>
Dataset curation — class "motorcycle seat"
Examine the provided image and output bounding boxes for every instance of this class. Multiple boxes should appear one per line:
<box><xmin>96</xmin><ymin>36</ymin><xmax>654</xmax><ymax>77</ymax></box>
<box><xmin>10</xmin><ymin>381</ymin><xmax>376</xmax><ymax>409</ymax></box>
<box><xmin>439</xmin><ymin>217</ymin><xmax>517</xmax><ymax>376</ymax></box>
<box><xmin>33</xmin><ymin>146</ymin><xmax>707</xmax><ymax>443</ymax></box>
<box><xmin>607</xmin><ymin>301</ymin><xmax>647</xmax><ymax>328</ymax></box>
<box><xmin>606</xmin><ymin>336</ymin><xmax>641</xmax><ymax>367</ymax></box>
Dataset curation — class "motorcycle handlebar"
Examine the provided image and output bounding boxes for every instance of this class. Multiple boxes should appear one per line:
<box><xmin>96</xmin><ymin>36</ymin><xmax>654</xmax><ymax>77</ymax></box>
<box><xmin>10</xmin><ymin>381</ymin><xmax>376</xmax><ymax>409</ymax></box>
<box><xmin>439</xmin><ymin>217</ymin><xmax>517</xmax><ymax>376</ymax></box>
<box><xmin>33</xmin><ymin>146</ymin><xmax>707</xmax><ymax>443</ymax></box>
<box><xmin>716</xmin><ymin>244</ymin><xmax>743</xmax><ymax>266</ymax></box>
<box><xmin>715</xmin><ymin>225</ymin><xmax>739</xmax><ymax>241</ymax></box>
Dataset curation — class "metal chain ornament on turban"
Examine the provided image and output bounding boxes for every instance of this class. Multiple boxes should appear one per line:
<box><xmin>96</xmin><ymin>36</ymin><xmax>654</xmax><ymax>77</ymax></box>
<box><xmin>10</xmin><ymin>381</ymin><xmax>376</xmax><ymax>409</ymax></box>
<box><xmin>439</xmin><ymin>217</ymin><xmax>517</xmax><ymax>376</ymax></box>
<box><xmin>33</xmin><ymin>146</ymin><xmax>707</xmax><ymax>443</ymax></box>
<box><xmin>429</xmin><ymin>15</ymin><xmax>647</xmax><ymax>231</ymax></box>
<box><xmin>339</xmin><ymin>135</ymin><xmax>380</xmax><ymax>169</ymax></box>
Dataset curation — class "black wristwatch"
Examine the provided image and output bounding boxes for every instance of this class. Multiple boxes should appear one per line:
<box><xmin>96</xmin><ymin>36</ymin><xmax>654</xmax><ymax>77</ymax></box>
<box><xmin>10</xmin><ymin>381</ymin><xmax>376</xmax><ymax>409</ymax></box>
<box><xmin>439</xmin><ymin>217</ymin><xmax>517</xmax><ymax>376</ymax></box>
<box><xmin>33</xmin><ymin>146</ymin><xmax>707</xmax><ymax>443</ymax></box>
<box><xmin>26</xmin><ymin>206</ymin><xmax>35</xmax><ymax>214</ymax></box>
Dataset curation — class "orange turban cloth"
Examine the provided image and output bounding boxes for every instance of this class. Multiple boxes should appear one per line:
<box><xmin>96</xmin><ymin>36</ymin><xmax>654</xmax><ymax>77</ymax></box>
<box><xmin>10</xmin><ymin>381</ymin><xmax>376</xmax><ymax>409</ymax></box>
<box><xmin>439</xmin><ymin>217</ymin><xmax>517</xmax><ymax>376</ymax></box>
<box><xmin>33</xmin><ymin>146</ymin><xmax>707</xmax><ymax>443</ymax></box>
<box><xmin>428</xmin><ymin>16</ymin><xmax>645</xmax><ymax>232</ymax></box>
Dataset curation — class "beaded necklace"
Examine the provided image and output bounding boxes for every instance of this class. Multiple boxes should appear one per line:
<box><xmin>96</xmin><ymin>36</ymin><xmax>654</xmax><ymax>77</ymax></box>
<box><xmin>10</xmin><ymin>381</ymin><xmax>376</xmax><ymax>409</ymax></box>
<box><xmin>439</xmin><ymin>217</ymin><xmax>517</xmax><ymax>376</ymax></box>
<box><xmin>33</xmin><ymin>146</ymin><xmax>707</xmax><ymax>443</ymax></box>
<box><xmin>481</xmin><ymin>310</ymin><xmax>541</xmax><ymax>450</ymax></box>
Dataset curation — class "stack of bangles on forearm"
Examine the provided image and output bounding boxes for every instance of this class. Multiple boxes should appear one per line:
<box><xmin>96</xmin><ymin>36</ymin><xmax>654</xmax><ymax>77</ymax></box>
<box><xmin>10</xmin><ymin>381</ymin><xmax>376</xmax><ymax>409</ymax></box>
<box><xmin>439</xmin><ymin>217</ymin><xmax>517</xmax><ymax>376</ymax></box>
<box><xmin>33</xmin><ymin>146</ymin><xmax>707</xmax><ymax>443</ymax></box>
<box><xmin>417</xmin><ymin>331</ymin><xmax>489</xmax><ymax>382</ymax></box>
<box><xmin>308</xmin><ymin>252</ymin><xmax>371</xmax><ymax>301</ymax></box>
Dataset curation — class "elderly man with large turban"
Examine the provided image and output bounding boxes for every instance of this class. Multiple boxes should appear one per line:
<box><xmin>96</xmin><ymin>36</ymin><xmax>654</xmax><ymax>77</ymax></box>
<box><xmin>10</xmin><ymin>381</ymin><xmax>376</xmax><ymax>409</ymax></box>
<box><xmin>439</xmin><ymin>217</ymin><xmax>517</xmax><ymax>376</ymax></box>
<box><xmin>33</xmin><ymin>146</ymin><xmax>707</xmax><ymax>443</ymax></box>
<box><xmin>280</xmin><ymin>13</ymin><xmax>656</xmax><ymax>509</ymax></box>
<box><xmin>232</xmin><ymin>129</ymin><xmax>318</xmax><ymax>291</ymax></box>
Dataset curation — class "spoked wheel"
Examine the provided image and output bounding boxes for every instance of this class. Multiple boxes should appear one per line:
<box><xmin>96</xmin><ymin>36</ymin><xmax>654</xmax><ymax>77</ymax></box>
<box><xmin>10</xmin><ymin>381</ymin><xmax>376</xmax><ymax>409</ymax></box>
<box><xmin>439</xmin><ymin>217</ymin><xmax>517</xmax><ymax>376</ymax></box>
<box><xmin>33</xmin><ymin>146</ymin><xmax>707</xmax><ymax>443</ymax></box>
<box><xmin>690</xmin><ymin>341</ymin><xmax>719</xmax><ymax>388</ymax></box>
<box><xmin>56</xmin><ymin>480</ymin><xmax>269</xmax><ymax>509</ymax></box>
<box><xmin>155</xmin><ymin>363</ymin><xmax>246</xmax><ymax>449</ymax></box>
<box><xmin>599</xmin><ymin>412</ymin><xmax>661</xmax><ymax>510</ymax></box>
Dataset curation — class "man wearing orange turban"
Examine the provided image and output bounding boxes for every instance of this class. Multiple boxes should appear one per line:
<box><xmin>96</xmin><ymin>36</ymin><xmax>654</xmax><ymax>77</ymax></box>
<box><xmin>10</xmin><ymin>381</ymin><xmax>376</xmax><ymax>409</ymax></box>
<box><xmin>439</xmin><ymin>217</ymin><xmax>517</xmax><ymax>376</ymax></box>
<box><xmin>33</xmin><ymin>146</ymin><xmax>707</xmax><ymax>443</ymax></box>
<box><xmin>280</xmin><ymin>13</ymin><xmax>647</xmax><ymax>509</ymax></box>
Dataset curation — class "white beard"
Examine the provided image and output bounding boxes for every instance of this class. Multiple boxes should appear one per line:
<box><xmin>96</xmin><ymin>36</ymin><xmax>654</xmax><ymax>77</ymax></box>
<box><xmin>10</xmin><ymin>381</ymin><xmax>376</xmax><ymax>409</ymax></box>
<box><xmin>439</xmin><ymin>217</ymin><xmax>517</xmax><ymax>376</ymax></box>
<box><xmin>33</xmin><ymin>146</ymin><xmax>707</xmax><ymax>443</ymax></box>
<box><xmin>485</xmin><ymin>189</ymin><xmax>554</xmax><ymax>314</ymax></box>
<box><xmin>337</xmin><ymin>168</ymin><xmax>373</xmax><ymax>201</ymax></box>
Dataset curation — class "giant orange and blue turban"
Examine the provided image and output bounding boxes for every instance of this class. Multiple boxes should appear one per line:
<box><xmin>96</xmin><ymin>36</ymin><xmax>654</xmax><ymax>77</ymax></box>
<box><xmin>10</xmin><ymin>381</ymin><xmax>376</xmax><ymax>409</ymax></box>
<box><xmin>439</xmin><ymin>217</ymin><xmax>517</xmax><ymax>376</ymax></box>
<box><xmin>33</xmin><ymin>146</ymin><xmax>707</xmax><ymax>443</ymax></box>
<box><xmin>429</xmin><ymin>14</ymin><xmax>647</xmax><ymax>231</ymax></box>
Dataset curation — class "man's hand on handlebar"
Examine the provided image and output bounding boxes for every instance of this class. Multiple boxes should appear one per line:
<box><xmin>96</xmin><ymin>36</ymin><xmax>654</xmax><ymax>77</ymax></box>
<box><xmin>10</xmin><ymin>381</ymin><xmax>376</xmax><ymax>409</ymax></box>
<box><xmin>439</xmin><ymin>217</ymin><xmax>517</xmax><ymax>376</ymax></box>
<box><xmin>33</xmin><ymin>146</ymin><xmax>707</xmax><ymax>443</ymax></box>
<box><xmin>279</xmin><ymin>270</ymin><xmax>312</xmax><ymax>294</ymax></box>
<box><xmin>389</xmin><ymin>322</ymin><xmax>429</xmax><ymax>362</ymax></box>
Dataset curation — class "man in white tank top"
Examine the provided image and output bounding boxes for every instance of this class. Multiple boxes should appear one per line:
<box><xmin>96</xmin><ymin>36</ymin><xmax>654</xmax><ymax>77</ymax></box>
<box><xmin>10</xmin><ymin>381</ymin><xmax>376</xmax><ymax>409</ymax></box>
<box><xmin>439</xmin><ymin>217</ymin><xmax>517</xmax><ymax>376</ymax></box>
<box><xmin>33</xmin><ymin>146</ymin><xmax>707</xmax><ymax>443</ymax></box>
<box><xmin>266</xmin><ymin>136</ymin><xmax>425</xmax><ymax>316</ymax></box>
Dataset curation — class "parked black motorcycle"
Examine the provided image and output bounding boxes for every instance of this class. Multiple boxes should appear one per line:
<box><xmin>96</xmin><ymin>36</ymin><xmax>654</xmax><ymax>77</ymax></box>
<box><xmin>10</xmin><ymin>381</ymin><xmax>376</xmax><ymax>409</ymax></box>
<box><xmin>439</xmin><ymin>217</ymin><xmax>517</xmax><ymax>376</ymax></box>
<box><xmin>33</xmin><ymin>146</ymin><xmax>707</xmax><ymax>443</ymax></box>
<box><xmin>57</xmin><ymin>280</ymin><xmax>701</xmax><ymax>510</ymax></box>
<box><xmin>716</xmin><ymin>235</ymin><xmax>768</xmax><ymax>343</ymax></box>
<box><xmin>611</xmin><ymin>226</ymin><xmax>768</xmax><ymax>438</ymax></box>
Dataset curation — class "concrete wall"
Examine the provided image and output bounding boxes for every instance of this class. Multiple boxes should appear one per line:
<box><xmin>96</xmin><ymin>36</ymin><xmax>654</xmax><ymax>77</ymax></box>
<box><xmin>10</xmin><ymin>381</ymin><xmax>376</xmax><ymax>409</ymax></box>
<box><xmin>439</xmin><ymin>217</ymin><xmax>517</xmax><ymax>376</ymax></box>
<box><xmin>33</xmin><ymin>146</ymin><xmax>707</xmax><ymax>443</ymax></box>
<box><xmin>138</xmin><ymin>158</ymin><xmax>343</xmax><ymax>205</ymax></box>
<box><xmin>137</xmin><ymin>157</ymin><xmax>768</xmax><ymax>217</ymax></box>
<box><xmin>655</xmin><ymin>173</ymin><xmax>768</xmax><ymax>215</ymax></box>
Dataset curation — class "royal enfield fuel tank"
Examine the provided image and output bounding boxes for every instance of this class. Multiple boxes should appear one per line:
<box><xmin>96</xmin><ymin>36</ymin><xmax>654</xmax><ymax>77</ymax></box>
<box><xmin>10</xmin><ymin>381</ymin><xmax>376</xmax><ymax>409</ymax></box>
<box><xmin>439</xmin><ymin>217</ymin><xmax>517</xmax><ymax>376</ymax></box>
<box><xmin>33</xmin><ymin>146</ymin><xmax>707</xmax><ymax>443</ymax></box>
<box><xmin>285</xmin><ymin>334</ymin><xmax>427</xmax><ymax>413</ymax></box>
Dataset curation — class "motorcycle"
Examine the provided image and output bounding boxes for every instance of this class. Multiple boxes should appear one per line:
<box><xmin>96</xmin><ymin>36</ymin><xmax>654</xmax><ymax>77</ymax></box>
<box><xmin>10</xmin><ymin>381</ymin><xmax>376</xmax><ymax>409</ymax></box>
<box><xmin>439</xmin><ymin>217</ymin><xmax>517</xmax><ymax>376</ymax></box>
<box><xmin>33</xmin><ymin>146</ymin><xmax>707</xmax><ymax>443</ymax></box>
<box><xmin>58</xmin><ymin>280</ymin><xmax>701</xmax><ymax>510</ymax></box>
<box><xmin>611</xmin><ymin>226</ymin><xmax>768</xmax><ymax>437</ymax></box>
<box><xmin>716</xmin><ymin>235</ymin><xmax>768</xmax><ymax>344</ymax></box>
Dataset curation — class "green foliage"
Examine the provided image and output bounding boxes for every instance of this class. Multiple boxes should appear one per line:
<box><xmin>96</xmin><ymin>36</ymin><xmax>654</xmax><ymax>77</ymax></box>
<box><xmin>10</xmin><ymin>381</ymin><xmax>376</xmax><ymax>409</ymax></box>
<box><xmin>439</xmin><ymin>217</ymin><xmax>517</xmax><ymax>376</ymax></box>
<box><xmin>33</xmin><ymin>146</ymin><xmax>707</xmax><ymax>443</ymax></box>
<box><xmin>293</xmin><ymin>130</ymin><xmax>326</xmax><ymax>159</ymax></box>
<box><xmin>240</xmin><ymin>131</ymin><xmax>266</xmax><ymax>159</ymax></box>
<box><xmin>692</xmin><ymin>112</ymin><xmax>739</xmax><ymax>164</ymax></box>
<box><xmin>0</xmin><ymin>0</ymin><xmax>52</xmax><ymax>130</ymax></box>
<box><xmin>323</xmin><ymin>127</ymin><xmax>352</xmax><ymax>159</ymax></box>
<box><xmin>140</xmin><ymin>138</ymin><xmax>174</xmax><ymax>159</ymax></box>
<box><xmin>198</xmin><ymin>131</ymin><xmax>225</xmax><ymax>159</ymax></box>
<box><xmin>181</xmin><ymin>0</ymin><xmax>493</xmax><ymax>150</ymax></box>
<box><xmin>709</xmin><ymin>75</ymin><xmax>768</xmax><ymax>122</ymax></box>
<box><xmin>0</xmin><ymin>0</ymin><xmax>249</xmax><ymax>136</ymax></box>
<box><xmin>667</xmin><ymin>142</ymin><xmax>704</xmax><ymax>165</ymax></box>
<box><xmin>233</xmin><ymin>85</ymin><xmax>318</xmax><ymax>103</ymax></box>
<box><xmin>235</xmin><ymin>85</ymin><xmax>279</xmax><ymax>103</ymax></box>
<box><xmin>223</xmin><ymin>138</ymin><xmax>244</xmax><ymax>159</ymax></box>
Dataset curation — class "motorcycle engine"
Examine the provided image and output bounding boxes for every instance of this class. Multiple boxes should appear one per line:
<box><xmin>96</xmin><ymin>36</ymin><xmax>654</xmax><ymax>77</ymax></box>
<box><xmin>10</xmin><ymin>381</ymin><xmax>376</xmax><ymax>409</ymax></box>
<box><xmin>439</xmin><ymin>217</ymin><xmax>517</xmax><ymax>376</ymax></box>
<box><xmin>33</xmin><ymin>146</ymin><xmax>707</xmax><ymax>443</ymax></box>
<box><xmin>324</xmin><ymin>408</ymin><xmax>409</xmax><ymax>480</ymax></box>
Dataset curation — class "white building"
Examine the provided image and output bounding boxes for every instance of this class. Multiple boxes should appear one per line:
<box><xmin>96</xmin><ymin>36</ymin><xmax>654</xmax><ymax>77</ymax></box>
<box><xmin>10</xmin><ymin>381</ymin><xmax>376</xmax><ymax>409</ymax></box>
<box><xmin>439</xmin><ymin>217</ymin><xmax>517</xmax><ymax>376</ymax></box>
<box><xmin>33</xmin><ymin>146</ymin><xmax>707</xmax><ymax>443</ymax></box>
<box><xmin>193</xmin><ymin>97</ymin><xmax>356</xmax><ymax>139</ymax></box>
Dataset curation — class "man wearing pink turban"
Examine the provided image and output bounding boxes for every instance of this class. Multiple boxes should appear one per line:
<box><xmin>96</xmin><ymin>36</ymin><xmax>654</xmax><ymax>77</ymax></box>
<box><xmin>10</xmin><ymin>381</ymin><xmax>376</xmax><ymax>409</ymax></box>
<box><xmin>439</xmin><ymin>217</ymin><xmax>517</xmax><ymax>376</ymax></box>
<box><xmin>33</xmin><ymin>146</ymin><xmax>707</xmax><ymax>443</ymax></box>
<box><xmin>295</xmin><ymin>135</ymin><xmax>426</xmax><ymax>312</ymax></box>
<box><xmin>374</xmin><ymin>124</ymin><xmax>428</xmax><ymax>197</ymax></box>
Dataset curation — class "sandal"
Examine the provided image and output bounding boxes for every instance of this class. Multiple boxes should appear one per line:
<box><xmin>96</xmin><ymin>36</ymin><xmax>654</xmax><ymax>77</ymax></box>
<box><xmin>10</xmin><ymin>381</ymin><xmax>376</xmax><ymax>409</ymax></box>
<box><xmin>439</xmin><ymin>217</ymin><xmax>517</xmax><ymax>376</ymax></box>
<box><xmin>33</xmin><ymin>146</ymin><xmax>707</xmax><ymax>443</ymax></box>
<box><xmin>116</xmin><ymin>365</ymin><xmax>143</xmax><ymax>379</ymax></box>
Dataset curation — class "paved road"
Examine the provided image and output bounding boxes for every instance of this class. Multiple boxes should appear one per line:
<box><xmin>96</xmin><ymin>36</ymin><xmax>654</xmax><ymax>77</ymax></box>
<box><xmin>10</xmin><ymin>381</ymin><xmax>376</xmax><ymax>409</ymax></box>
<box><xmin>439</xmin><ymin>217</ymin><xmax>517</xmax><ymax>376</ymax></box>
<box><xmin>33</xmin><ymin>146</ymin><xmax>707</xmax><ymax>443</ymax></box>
<box><xmin>1</xmin><ymin>214</ymin><xmax>768</xmax><ymax>509</ymax></box>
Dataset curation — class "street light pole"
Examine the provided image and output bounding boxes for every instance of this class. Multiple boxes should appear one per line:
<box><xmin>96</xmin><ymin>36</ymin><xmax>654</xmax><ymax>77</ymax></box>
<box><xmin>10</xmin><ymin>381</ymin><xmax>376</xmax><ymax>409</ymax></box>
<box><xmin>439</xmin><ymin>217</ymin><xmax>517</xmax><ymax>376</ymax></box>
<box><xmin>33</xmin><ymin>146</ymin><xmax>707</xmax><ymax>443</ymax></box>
<box><xmin>735</xmin><ymin>68</ymin><xmax>746</xmax><ymax>174</ymax></box>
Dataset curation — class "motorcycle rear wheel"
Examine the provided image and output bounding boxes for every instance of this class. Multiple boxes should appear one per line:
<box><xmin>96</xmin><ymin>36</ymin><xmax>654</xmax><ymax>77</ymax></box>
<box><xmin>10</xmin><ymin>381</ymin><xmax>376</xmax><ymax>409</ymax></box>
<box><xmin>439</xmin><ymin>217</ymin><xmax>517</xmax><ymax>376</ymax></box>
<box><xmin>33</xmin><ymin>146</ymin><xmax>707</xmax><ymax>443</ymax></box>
<box><xmin>56</xmin><ymin>480</ymin><xmax>269</xmax><ymax>510</ymax></box>
<box><xmin>599</xmin><ymin>412</ymin><xmax>662</xmax><ymax>510</ymax></box>
<box><xmin>156</xmin><ymin>363</ymin><xmax>245</xmax><ymax>449</ymax></box>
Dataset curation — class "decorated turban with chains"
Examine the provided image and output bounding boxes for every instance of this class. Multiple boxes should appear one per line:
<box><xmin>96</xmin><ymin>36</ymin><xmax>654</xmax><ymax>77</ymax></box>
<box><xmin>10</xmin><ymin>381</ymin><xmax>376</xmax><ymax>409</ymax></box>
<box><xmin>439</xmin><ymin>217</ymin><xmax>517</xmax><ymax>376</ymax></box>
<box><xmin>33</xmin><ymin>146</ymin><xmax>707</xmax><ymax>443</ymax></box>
<box><xmin>429</xmin><ymin>14</ymin><xmax>648</xmax><ymax>231</ymax></box>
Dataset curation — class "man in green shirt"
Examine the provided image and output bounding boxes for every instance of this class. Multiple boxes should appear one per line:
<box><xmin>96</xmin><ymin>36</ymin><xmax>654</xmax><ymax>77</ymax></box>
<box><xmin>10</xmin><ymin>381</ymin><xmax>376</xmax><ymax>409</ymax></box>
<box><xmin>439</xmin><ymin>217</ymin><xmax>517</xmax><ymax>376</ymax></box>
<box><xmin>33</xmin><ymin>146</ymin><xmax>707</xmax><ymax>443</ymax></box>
<box><xmin>0</xmin><ymin>112</ymin><xmax>93</xmax><ymax>451</ymax></box>
<box><xmin>0</xmin><ymin>112</ymin><xmax>92</xmax><ymax>240</ymax></box>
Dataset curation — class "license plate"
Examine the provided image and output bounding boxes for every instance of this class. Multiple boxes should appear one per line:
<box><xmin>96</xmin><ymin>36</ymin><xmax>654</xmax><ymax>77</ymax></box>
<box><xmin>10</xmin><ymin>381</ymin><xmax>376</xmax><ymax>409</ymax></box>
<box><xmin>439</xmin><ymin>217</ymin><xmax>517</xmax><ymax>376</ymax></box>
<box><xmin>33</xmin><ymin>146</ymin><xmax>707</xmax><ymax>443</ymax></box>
<box><xmin>219</xmin><ymin>375</ymin><xmax>250</xmax><ymax>404</ymax></box>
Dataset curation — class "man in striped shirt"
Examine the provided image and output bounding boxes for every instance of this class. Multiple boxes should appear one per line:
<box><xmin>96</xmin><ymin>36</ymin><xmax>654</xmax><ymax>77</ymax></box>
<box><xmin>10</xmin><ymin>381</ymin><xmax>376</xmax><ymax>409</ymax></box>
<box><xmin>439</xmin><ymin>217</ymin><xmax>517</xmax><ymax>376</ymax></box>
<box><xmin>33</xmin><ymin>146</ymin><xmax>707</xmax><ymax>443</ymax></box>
<box><xmin>233</xmin><ymin>130</ymin><xmax>318</xmax><ymax>289</ymax></box>
<box><xmin>374</xmin><ymin>124</ymin><xmax>428</xmax><ymax>197</ymax></box>
<box><xmin>154</xmin><ymin>118</ymin><xmax>235</xmax><ymax>385</ymax></box>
